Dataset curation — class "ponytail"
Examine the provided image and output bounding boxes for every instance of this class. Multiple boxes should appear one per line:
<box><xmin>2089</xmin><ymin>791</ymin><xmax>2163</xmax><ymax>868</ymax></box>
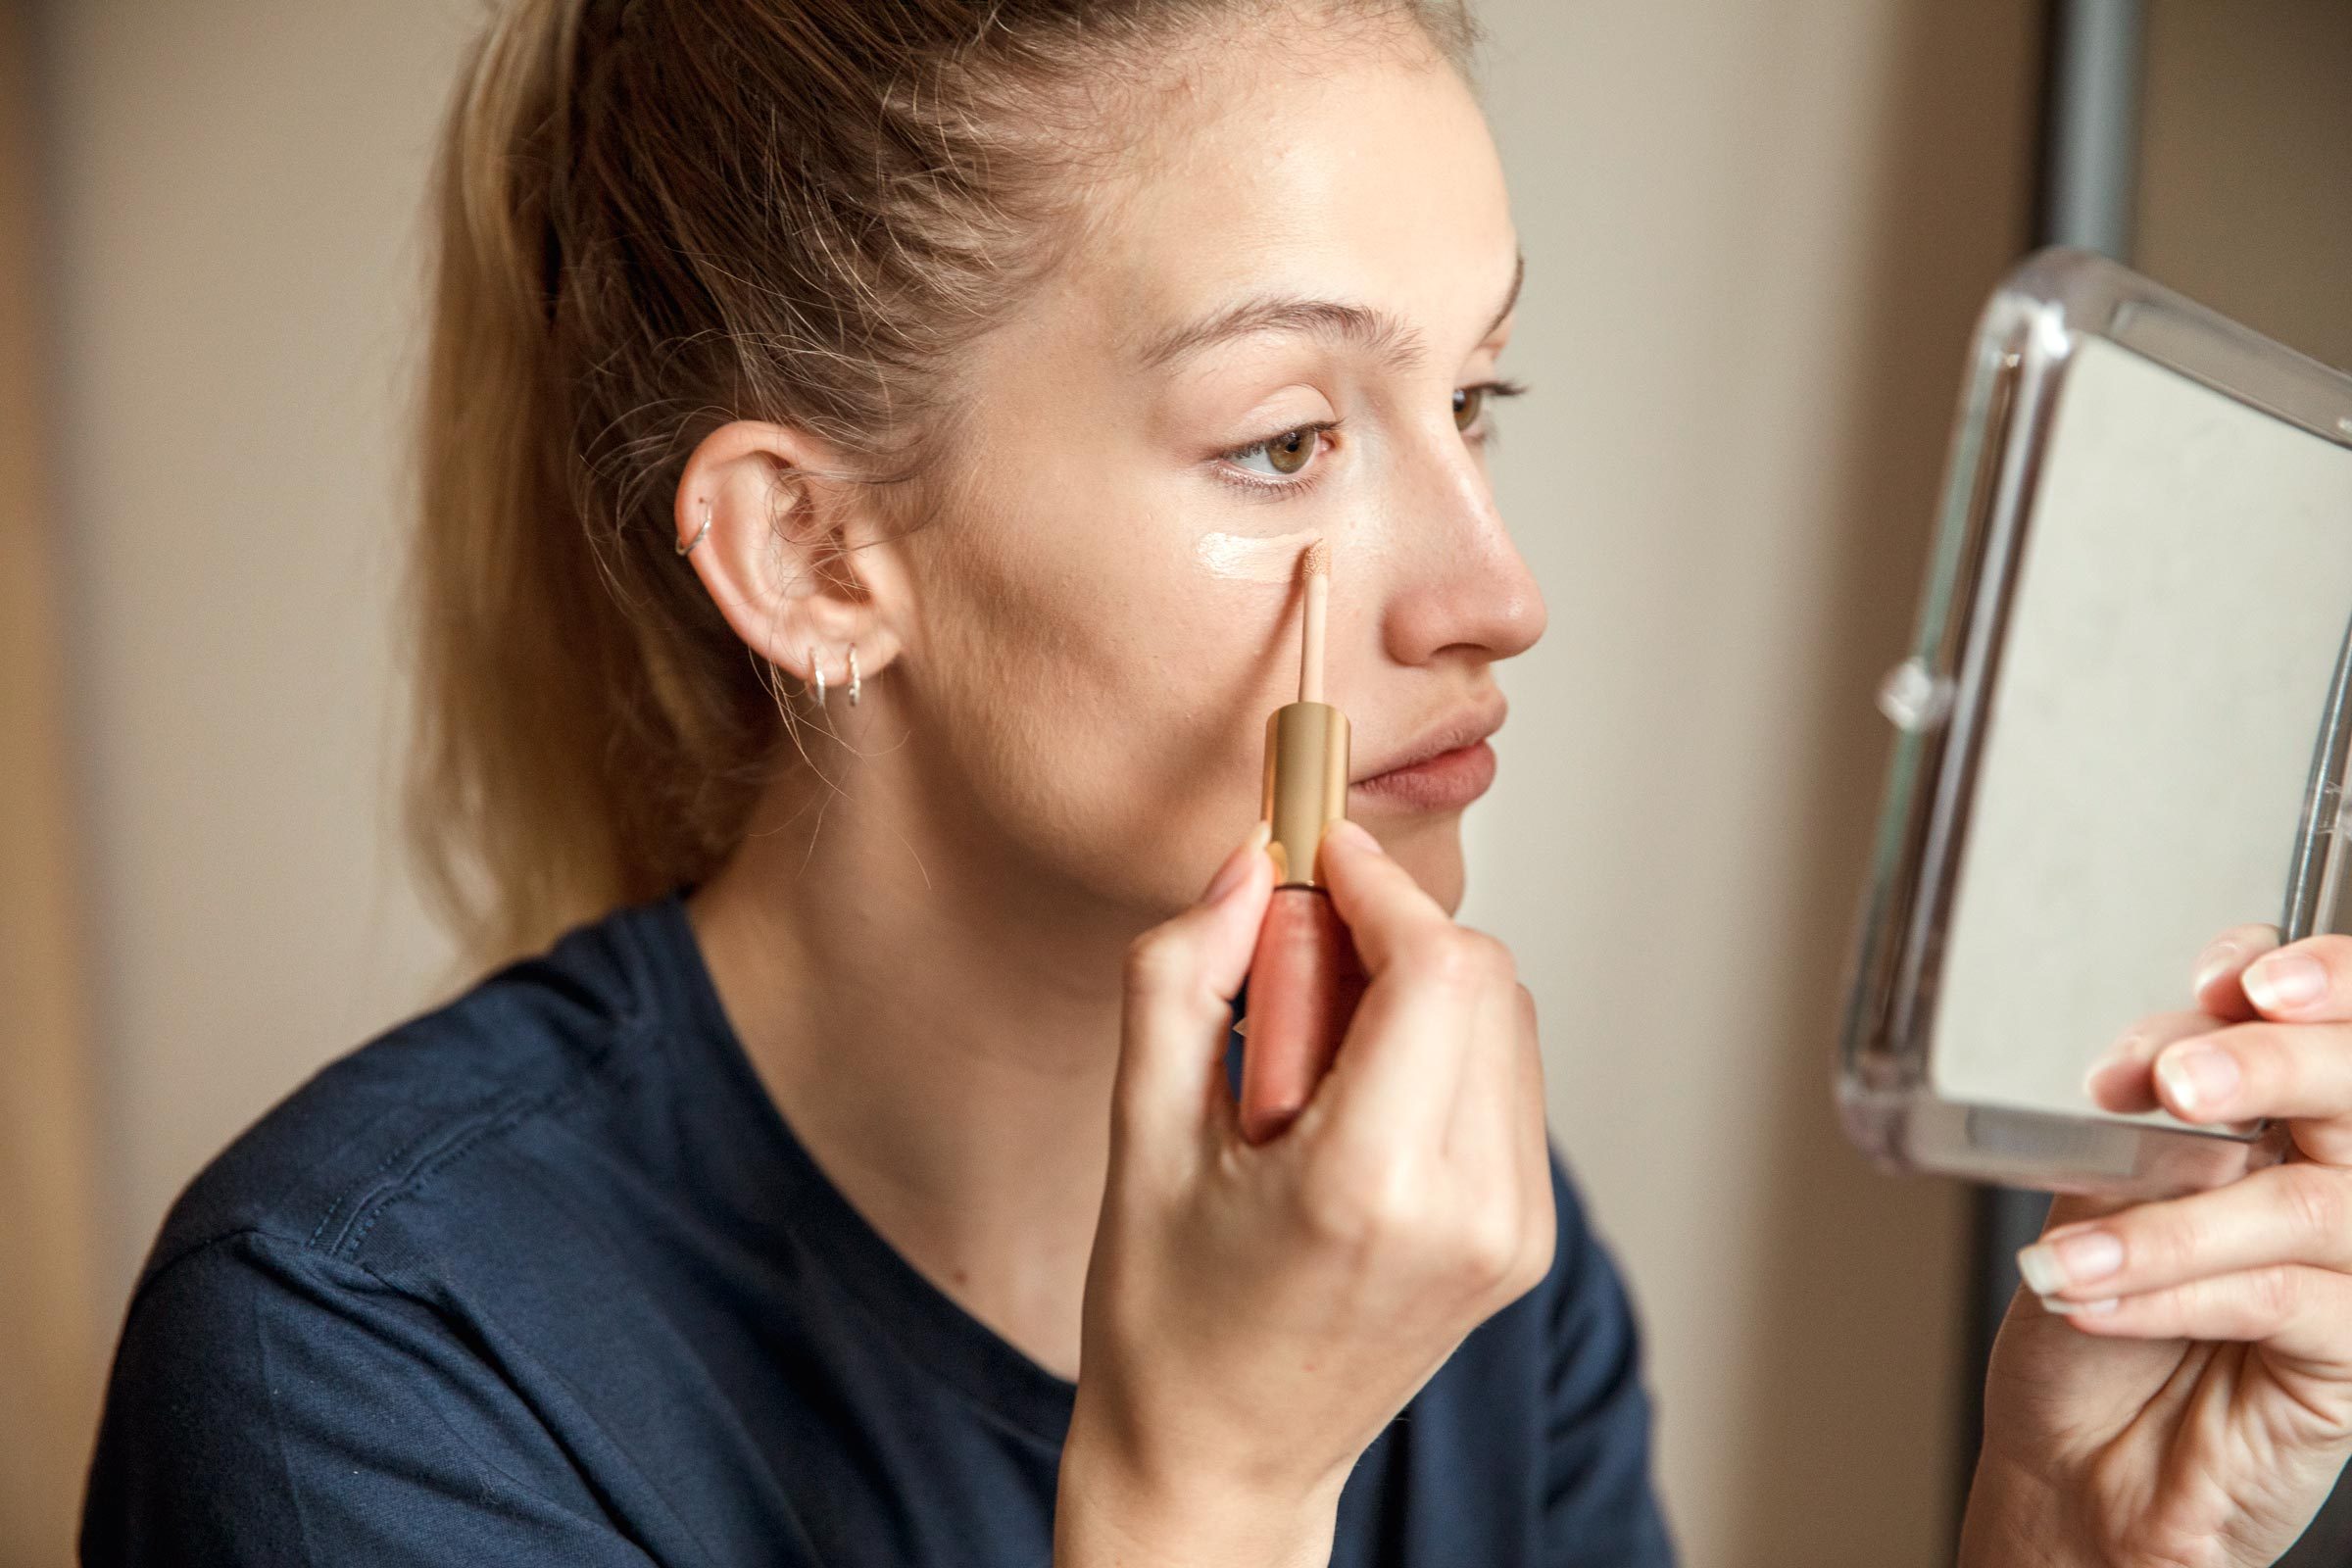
<box><xmin>406</xmin><ymin>0</ymin><xmax>760</xmax><ymax>969</ymax></box>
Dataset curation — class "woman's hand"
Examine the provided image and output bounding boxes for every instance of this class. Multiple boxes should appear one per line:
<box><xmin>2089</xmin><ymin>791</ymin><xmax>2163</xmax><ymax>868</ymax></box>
<box><xmin>1054</xmin><ymin>817</ymin><xmax>1554</xmax><ymax>1568</ymax></box>
<box><xmin>1962</xmin><ymin>924</ymin><xmax>2352</xmax><ymax>1568</ymax></box>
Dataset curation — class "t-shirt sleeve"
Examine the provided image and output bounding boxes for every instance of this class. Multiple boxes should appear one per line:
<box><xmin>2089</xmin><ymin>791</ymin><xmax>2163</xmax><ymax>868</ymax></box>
<box><xmin>81</xmin><ymin>1230</ymin><xmax>660</xmax><ymax>1567</ymax></box>
<box><xmin>1540</xmin><ymin>1142</ymin><xmax>1679</xmax><ymax>1566</ymax></box>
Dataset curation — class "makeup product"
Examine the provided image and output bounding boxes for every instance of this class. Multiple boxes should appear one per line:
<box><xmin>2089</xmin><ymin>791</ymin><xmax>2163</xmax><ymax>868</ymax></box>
<box><xmin>1196</xmin><ymin>526</ymin><xmax>1324</xmax><ymax>583</ymax></box>
<box><xmin>1239</xmin><ymin>538</ymin><xmax>1368</xmax><ymax>1144</ymax></box>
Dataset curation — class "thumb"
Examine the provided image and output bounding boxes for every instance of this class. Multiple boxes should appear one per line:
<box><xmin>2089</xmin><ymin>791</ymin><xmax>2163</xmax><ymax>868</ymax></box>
<box><xmin>1313</xmin><ymin>815</ymin><xmax>1454</xmax><ymax>978</ymax></box>
<box><xmin>1113</xmin><ymin>820</ymin><xmax>1274</xmax><ymax>1161</ymax></box>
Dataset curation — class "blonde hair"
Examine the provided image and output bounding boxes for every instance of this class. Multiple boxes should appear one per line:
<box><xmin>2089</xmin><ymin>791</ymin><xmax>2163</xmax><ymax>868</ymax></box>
<box><xmin>404</xmin><ymin>0</ymin><xmax>1482</xmax><ymax>969</ymax></box>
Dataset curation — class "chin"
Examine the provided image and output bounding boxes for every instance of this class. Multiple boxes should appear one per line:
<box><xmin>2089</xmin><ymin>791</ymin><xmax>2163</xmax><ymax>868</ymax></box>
<box><xmin>1379</xmin><ymin>817</ymin><xmax>1468</xmax><ymax>911</ymax></box>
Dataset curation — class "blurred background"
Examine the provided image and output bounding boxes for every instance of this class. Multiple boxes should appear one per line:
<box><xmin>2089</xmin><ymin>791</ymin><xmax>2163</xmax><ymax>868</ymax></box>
<box><xmin>4</xmin><ymin>1</ymin><xmax>2350</xmax><ymax>1564</ymax></box>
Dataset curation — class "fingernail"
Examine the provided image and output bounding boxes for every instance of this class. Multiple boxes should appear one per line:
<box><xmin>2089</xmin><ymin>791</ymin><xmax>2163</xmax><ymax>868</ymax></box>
<box><xmin>2036</xmin><ymin>1294</ymin><xmax>2118</xmax><ymax>1317</ymax></box>
<box><xmin>1204</xmin><ymin>821</ymin><xmax>1272</xmax><ymax>904</ymax></box>
<box><xmin>2156</xmin><ymin>1044</ymin><xmax>2239</xmax><ymax>1114</ymax></box>
<box><xmin>2016</xmin><ymin>1230</ymin><xmax>2122</xmax><ymax>1294</ymax></box>
<box><xmin>1323</xmin><ymin>817</ymin><xmax>1383</xmax><ymax>856</ymax></box>
<box><xmin>2243</xmin><ymin>953</ymin><xmax>2327</xmax><ymax>1011</ymax></box>
<box><xmin>2191</xmin><ymin>941</ymin><xmax>2238</xmax><ymax>997</ymax></box>
<box><xmin>2082</xmin><ymin>1030</ymin><xmax>2147</xmax><ymax>1093</ymax></box>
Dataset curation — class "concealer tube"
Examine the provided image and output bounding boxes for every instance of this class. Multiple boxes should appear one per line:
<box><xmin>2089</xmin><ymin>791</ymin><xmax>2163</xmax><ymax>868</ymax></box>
<box><xmin>1239</xmin><ymin>540</ymin><xmax>1368</xmax><ymax>1145</ymax></box>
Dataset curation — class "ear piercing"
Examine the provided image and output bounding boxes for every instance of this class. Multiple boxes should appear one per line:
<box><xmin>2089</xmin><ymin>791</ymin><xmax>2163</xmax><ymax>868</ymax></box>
<box><xmin>807</xmin><ymin>644</ymin><xmax>862</xmax><ymax>708</ymax></box>
<box><xmin>677</xmin><ymin>501</ymin><xmax>712</xmax><ymax>556</ymax></box>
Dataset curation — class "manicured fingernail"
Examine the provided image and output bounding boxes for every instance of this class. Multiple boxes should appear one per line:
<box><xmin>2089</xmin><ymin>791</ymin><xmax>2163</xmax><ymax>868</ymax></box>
<box><xmin>1204</xmin><ymin>821</ymin><xmax>1272</xmax><ymax>904</ymax></box>
<box><xmin>2016</xmin><ymin>1230</ymin><xmax>2122</xmax><ymax>1294</ymax></box>
<box><xmin>2036</xmin><ymin>1294</ymin><xmax>2118</xmax><ymax>1317</ymax></box>
<box><xmin>2243</xmin><ymin>953</ymin><xmax>2327</xmax><ymax>1011</ymax></box>
<box><xmin>2157</xmin><ymin>1044</ymin><xmax>2239</xmax><ymax>1114</ymax></box>
<box><xmin>1324</xmin><ymin>818</ymin><xmax>1383</xmax><ymax>856</ymax></box>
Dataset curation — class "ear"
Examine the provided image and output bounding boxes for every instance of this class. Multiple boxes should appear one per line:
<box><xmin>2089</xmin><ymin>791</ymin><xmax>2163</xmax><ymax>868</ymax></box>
<box><xmin>673</xmin><ymin>419</ymin><xmax>913</xmax><ymax>698</ymax></box>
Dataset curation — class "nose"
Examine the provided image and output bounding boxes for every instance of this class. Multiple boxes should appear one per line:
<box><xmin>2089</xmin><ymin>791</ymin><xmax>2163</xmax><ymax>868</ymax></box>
<box><xmin>1375</xmin><ymin>423</ymin><xmax>1547</xmax><ymax>670</ymax></box>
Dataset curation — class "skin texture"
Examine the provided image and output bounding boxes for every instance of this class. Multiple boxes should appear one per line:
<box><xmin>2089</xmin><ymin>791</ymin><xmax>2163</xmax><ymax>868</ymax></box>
<box><xmin>668</xmin><ymin>8</ymin><xmax>2352</xmax><ymax>1562</ymax></box>
<box><xmin>676</xmin><ymin>23</ymin><xmax>1534</xmax><ymax>1388</ymax></box>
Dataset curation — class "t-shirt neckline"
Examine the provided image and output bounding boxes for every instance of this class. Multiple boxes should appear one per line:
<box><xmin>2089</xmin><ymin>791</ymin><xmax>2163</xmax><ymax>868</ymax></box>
<box><xmin>631</xmin><ymin>887</ymin><xmax>1245</xmax><ymax>1452</ymax></box>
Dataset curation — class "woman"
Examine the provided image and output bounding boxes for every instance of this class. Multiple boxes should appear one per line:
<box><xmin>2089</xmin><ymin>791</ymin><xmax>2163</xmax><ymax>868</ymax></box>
<box><xmin>78</xmin><ymin>0</ymin><xmax>2352</xmax><ymax>1563</ymax></box>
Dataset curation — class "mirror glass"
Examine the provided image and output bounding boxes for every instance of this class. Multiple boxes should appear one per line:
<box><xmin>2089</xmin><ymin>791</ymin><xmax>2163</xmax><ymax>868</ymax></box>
<box><xmin>1929</xmin><ymin>331</ymin><xmax>2352</xmax><ymax>1121</ymax></box>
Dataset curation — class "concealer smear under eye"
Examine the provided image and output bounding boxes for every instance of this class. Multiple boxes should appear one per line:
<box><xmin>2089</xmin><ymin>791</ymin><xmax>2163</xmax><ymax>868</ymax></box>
<box><xmin>1195</xmin><ymin>527</ymin><xmax>1323</xmax><ymax>582</ymax></box>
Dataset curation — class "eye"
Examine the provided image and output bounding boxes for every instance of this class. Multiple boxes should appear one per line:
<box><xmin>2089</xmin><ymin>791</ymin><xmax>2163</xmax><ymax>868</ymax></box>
<box><xmin>1455</xmin><ymin>377</ymin><xmax>1530</xmax><ymax>438</ymax></box>
<box><xmin>1218</xmin><ymin>420</ymin><xmax>1340</xmax><ymax>490</ymax></box>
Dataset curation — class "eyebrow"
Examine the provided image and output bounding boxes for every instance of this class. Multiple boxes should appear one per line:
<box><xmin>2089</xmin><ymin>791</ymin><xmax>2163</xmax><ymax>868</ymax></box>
<box><xmin>1131</xmin><ymin>249</ymin><xmax>1525</xmax><ymax>374</ymax></box>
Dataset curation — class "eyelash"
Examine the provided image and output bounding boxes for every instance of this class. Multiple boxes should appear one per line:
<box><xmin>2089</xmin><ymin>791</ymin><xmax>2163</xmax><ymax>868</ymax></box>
<box><xmin>1211</xmin><ymin>379</ymin><xmax>1532</xmax><ymax>499</ymax></box>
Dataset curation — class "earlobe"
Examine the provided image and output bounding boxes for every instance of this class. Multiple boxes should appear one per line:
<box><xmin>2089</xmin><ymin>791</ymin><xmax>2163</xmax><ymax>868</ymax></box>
<box><xmin>672</xmin><ymin>418</ymin><xmax>907</xmax><ymax>695</ymax></box>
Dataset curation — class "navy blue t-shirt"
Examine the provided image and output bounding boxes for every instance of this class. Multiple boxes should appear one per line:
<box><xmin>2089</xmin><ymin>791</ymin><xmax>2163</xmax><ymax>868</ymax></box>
<box><xmin>81</xmin><ymin>891</ymin><xmax>1676</xmax><ymax>1565</ymax></box>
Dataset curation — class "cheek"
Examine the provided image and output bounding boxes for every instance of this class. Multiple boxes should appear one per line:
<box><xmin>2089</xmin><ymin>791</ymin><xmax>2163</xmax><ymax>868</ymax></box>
<box><xmin>912</xmin><ymin>513</ymin><xmax>1284</xmax><ymax>909</ymax></box>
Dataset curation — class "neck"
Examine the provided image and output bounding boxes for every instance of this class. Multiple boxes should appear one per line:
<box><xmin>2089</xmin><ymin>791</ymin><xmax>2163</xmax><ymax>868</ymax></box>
<box><xmin>684</xmin><ymin>732</ymin><xmax>1151</xmax><ymax>1381</ymax></box>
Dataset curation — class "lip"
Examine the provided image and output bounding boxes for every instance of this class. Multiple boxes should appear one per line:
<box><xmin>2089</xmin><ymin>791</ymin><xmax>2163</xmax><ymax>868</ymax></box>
<box><xmin>1350</xmin><ymin>693</ymin><xmax>1508</xmax><ymax>810</ymax></box>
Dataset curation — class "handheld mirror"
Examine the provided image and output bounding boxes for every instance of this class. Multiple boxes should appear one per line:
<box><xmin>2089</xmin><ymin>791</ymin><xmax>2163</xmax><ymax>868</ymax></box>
<box><xmin>1838</xmin><ymin>247</ymin><xmax>2352</xmax><ymax>1199</ymax></box>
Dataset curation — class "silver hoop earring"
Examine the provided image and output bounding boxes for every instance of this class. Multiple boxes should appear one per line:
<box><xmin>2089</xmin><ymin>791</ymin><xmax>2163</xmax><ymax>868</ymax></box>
<box><xmin>847</xmin><ymin>643</ymin><xmax>860</xmax><ymax>707</ymax></box>
<box><xmin>676</xmin><ymin>502</ymin><xmax>711</xmax><ymax>557</ymax></box>
<box><xmin>809</xmin><ymin>645</ymin><xmax>826</xmax><ymax>707</ymax></box>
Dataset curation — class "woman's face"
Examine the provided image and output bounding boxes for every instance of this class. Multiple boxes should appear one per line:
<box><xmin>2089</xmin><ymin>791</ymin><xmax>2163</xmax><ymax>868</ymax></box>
<box><xmin>901</xmin><ymin>27</ymin><xmax>1541</xmax><ymax>920</ymax></box>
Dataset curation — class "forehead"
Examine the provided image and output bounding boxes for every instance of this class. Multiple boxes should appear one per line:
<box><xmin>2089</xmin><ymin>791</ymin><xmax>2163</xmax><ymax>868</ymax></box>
<box><xmin>1061</xmin><ymin>44</ymin><xmax>1517</xmax><ymax>364</ymax></box>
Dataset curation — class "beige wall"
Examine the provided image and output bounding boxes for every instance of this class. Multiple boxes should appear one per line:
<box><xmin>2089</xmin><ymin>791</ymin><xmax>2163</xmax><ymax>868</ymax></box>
<box><xmin>33</xmin><ymin>2</ymin><xmax>2039</xmax><ymax>1563</ymax></box>
<box><xmin>40</xmin><ymin>0</ymin><xmax>472</xmax><ymax>1303</ymax></box>
<box><xmin>1470</xmin><ymin>4</ymin><xmax>2035</xmax><ymax>1560</ymax></box>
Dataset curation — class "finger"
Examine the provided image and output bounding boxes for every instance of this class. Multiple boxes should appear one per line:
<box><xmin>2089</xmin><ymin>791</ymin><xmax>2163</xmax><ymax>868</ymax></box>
<box><xmin>1444</xmin><ymin>975</ymin><xmax>1522</xmax><ymax>1191</ymax></box>
<box><xmin>1312</xmin><ymin>818</ymin><xmax>1459</xmax><ymax>979</ymax></box>
<box><xmin>2038</xmin><ymin>1189</ymin><xmax>2139</xmax><ymax>1241</ymax></box>
<box><xmin>1299</xmin><ymin>819</ymin><xmax>1494</xmax><ymax>1152</ymax></box>
<box><xmin>2083</xmin><ymin>1010</ymin><xmax>2223</xmax><ymax>1115</ymax></box>
<box><xmin>2189</xmin><ymin>922</ymin><xmax>2282</xmax><ymax>1022</ymax></box>
<box><xmin>1495</xmin><ymin>986</ymin><xmax>1555</xmax><ymax>1295</ymax></box>
<box><xmin>2239</xmin><ymin>933</ymin><xmax>2352</xmax><ymax>1023</ymax></box>
<box><xmin>1301</xmin><ymin>928</ymin><xmax>1485</xmax><ymax>1159</ymax></box>
<box><xmin>2038</xmin><ymin>1262</ymin><xmax>2352</xmax><ymax>1374</ymax></box>
<box><xmin>1511</xmin><ymin>997</ymin><xmax>1555</xmax><ymax>1286</ymax></box>
<box><xmin>2018</xmin><ymin>1160</ymin><xmax>2352</xmax><ymax>1304</ymax></box>
<box><xmin>2148</xmin><ymin>1020</ymin><xmax>2352</xmax><ymax>1162</ymax></box>
<box><xmin>1115</xmin><ymin>821</ymin><xmax>1274</xmax><ymax>1161</ymax></box>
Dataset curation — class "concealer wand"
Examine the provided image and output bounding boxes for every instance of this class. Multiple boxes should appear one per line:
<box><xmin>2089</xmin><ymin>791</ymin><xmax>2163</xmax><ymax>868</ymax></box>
<box><xmin>1238</xmin><ymin>538</ymin><xmax>1368</xmax><ymax>1145</ymax></box>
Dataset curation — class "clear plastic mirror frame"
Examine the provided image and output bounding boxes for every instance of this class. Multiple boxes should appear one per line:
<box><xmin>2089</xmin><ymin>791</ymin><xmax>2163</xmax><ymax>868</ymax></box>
<box><xmin>1837</xmin><ymin>246</ymin><xmax>2352</xmax><ymax>1199</ymax></box>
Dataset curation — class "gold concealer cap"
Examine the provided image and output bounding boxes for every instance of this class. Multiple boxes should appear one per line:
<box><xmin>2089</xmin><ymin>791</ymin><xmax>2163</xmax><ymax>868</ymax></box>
<box><xmin>1261</xmin><ymin>700</ymin><xmax>1351</xmax><ymax>889</ymax></box>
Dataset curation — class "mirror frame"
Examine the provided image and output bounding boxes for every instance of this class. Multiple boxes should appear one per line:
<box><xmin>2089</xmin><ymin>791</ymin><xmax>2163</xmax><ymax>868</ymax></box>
<box><xmin>1837</xmin><ymin>245</ymin><xmax>2352</xmax><ymax>1198</ymax></box>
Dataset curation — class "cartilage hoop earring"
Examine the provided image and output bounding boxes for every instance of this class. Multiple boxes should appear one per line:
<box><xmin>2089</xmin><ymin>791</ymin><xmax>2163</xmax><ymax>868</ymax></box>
<box><xmin>676</xmin><ymin>502</ymin><xmax>711</xmax><ymax>557</ymax></box>
<box><xmin>847</xmin><ymin>643</ymin><xmax>860</xmax><ymax>707</ymax></box>
<box><xmin>809</xmin><ymin>645</ymin><xmax>826</xmax><ymax>707</ymax></box>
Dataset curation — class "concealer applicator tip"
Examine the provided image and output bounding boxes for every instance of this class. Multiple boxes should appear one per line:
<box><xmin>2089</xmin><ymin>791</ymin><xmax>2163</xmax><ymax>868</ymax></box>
<box><xmin>1302</xmin><ymin>536</ymin><xmax>1329</xmax><ymax>579</ymax></box>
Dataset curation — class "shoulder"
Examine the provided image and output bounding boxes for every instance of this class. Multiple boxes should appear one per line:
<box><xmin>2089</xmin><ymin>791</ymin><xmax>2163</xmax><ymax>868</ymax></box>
<box><xmin>83</xmin><ymin>900</ymin><xmax>718</xmax><ymax>1564</ymax></box>
<box><xmin>131</xmin><ymin>898</ymin><xmax>677</xmax><ymax>1304</ymax></box>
